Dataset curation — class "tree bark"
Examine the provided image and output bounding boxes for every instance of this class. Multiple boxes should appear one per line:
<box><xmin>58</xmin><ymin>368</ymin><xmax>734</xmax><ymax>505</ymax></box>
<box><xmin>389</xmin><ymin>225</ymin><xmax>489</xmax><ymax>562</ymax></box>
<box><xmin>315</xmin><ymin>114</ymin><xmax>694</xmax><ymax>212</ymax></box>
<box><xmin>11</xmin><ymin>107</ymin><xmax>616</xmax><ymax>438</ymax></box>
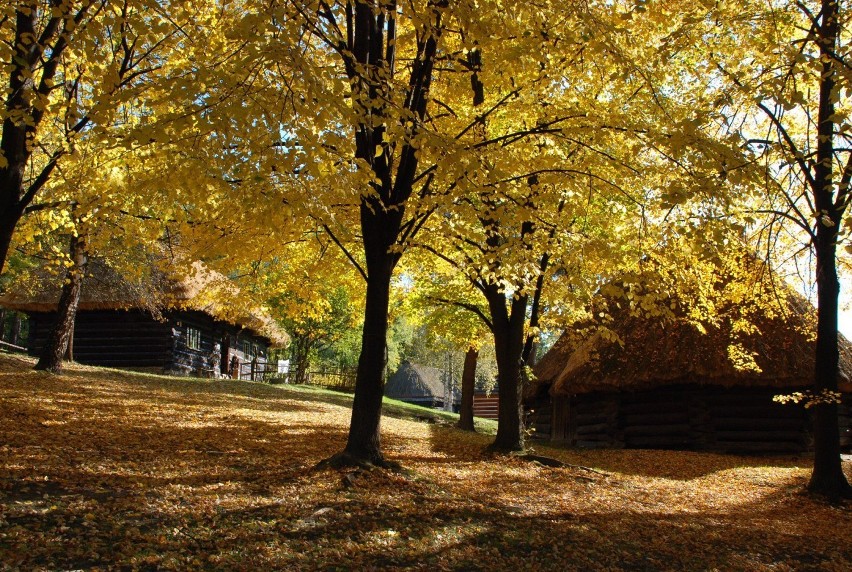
<box><xmin>465</xmin><ymin>43</ymin><xmax>527</xmax><ymax>450</ymax></box>
<box><xmin>65</xmin><ymin>321</ymin><xmax>74</xmax><ymax>361</ymax></box>
<box><xmin>0</xmin><ymin>5</ymin><xmax>60</xmax><ymax>276</ymax></box>
<box><xmin>458</xmin><ymin>347</ymin><xmax>479</xmax><ymax>431</ymax></box>
<box><xmin>522</xmin><ymin>249</ymin><xmax>552</xmax><ymax>367</ymax></box>
<box><xmin>35</xmin><ymin>235</ymin><xmax>87</xmax><ymax>374</ymax></box>
<box><xmin>806</xmin><ymin>0</ymin><xmax>852</xmax><ymax>500</ymax></box>
<box><xmin>290</xmin><ymin>335</ymin><xmax>314</xmax><ymax>384</ymax></box>
<box><xmin>0</xmin><ymin>7</ymin><xmax>33</xmax><ymax>277</ymax></box>
<box><xmin>0</xmin><ymin>148</ymin><xmax>28</xmax><ymax>278</ymax></box>
<box><xmin>485</xmin><ymin>284</ymin><xmax>528</xmax><ymax>452</ymax></box>
<box><xmin>809</xmin><ymin>234</ymin><xmax>851</xmax><ymax>499</ymax></box>
<box><xmin>342</xmin><ymin>245</ymin><xmax>394</xmax><ymax>465</ymax></box>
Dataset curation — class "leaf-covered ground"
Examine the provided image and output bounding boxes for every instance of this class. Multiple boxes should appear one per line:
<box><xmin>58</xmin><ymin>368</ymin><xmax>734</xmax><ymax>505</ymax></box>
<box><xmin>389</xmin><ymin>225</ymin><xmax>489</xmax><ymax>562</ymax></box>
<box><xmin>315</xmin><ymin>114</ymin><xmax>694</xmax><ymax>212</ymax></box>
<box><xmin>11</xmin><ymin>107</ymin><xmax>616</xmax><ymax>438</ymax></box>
<box><xmin>1</xmin><ymin>354</ymin><xmax>850</xmax><ymax>571</ymax></box>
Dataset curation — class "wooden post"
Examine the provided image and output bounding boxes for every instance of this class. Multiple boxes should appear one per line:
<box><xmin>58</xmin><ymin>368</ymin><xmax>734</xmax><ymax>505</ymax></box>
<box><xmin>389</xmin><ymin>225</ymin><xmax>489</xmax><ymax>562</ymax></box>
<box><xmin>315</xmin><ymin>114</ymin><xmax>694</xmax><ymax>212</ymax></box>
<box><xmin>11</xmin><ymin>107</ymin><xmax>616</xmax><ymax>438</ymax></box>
<box><xmin>11</xmin><ymin>313</ymin><xmax>21</xmax><ymax>346</ymax></box>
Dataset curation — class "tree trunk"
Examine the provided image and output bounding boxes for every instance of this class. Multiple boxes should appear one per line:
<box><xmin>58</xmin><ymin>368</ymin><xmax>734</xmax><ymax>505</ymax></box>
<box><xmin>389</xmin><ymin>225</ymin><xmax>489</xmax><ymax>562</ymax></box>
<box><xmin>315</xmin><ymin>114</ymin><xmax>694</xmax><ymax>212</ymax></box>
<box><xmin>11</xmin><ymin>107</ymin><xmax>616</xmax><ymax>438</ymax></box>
<box><xmin>808</xmin><ymin>238</ymin><xmax>852</xmax><ymax>499</ymax></box>
<box><xmin>806</xmin><ymin>0</ymin><xmax>852</xmax><ymax>500</ymax></box>
<box><xmin>522</xmin><ymin>250</ymin><xmax>551</xmax><ymax>367</ymax></box>
<box><xmin>290</xmin><ymin>336</ymin><xmax>313</xmax><ymax>384</ymax></box>
<box><xmin>64</xmin><ymin>321</ymin><xmax>74</xmax><ymax>361</ymax></box>
<box><xmin>485</xmin><ymin>285</ymin><xmax>528</xmax><ymax>452</ymax></box>
<box><xmin>0</xmin><ymin>7</ymin><xmax>37</xmax><ymax>278</ymax></box>
<box><xmin>319</xmin><ymin>1</ymin><xmax>442</xmax><ymax>470</ymax></box>
<box><xmin>458</xmin><ymin>346</ymin><xmax>478</xmax><ymax>431</ymax></box>
<box><xmin>0</xmin><ymin>4</ymin><xmax>82</xmax><ymax>276</ymax></box>
<box><xmin>342</xmin><ymin>242</ymin><xmax>395</xmax><ymax>465</ymax></box>
<box><xmin>0</xmin><ymin>181</ymin><xmax>25</xmax><ymax>278</ymax></box>
<box><xmin>35</xmin><ymin>235</ymin><xmax>87</xmax><ymax>374</ymax></box>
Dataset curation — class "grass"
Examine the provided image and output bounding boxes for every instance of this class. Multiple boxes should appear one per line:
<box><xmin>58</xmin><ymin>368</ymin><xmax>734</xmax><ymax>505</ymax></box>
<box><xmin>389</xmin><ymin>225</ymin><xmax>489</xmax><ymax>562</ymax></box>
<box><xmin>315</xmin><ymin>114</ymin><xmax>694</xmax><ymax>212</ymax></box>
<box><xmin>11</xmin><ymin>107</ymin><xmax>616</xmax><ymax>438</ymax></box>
<box><xmin>277</xmin><ymin>381</ymin><xmax>498</xmax><ymax>434</ymax></box>
<box><xmin>0</xmin><ymin>353</ymin><xmax>850</xmax><ymax>571</ymax></box>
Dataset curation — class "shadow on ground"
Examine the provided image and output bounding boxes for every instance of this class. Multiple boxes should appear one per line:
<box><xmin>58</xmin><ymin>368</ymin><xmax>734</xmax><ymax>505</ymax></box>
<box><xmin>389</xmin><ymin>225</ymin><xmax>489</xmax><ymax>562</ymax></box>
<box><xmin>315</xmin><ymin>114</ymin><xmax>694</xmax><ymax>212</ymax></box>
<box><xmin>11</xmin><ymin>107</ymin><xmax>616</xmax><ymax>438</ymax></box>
<box><xmin>0</xmin><ymin>355</ymin><xmax>850</xmax><ymax>571</ymax></box>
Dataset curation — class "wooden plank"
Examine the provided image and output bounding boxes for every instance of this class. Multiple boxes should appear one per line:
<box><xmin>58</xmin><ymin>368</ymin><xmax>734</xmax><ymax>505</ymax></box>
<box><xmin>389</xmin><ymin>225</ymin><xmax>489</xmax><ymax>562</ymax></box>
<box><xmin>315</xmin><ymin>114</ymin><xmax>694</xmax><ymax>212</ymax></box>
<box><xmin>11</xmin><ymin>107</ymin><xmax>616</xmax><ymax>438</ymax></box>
<box><xmin>718</xmin><ymin>441</ymin><xmax>805</xmax><ymax>453</ymax></box>
<box><xmin>552</xmin><ymin>398</ymin><xmax>569</xmax><ymax>441</ymax></box>
<box><xmin>705</xmin><ymin>391</ymin><xmax>795</xmax><ymax>406</ymax></box>
<box><xmin>575</xmin><ymin>422</ymin><xmax>614</xmax><ymax>436</ymax></box>
<box><xmin>625</xmin><ymin>435</ymin><xmax>693</xmax><ymax>447</ymax></box>
<box><xmin>623</xmin><ymin>423</ymin><xmax>691</xmax><ymax>437</ymax></box>
<box><xmin>714</xmin><ymin>430</ymin><xmax>807</xmax><ymax>442</ymax></box>
<box><xmin>575</xmin><ymin>440</ymin><xmax>618</xmax><ymax>448</ymax></box>
<box><xmin>707</xmin><ymin>405</ymin><xmax>802</xmax><ymax>418</ymax></box>
<box><xmin>574</xmin><ymin>413</ymin><xmax>614</xmax><ymax>426</ymax></box>
<box><xmin>712</xmin><ymin>417</ymin><xmax>805</xmax><ymax>431</ymax></box>
<box><xmin>620</xmin><ymin>401</ymin><xmax>688</xmax><ymax>415</ymax></box>
<box><xmin>622</xmin><ymin>411</ymin><xmax>691</xmax><ymax>425</ymax></box>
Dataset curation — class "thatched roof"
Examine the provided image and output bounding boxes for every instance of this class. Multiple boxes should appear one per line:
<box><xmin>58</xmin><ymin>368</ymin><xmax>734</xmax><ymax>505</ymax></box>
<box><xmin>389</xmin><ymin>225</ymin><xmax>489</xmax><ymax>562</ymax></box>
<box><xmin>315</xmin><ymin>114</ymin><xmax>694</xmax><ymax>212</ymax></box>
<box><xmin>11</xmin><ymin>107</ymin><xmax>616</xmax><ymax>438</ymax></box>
<box><xmin>532</xmin><ymin>238</ymin><xmax>852</xmax><ymax>398</ymax></box>
<box><xmin>532</xmin><ymin>329</ymin><xmax>586</xmax><ymax>394</ymax></box>
<box><xmin>533</xmin><ymin>296</ymin><xmax>852</xmax><ymax>396</ymax></box>
<box><xmin>0</xmin><ymin>258</ymin><xmax>288</xmax><ymax>346</ymax></box>
<box><xmin>385</xmin><ymin>361</ymin><xmax>448</xmax><ymax>401</ymax></box>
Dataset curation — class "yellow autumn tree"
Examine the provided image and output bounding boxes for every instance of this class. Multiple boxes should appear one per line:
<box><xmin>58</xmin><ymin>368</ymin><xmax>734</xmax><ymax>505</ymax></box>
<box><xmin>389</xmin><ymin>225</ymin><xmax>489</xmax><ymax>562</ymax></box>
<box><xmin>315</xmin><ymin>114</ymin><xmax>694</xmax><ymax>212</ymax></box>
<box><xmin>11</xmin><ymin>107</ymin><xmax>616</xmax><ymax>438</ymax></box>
<box><xmin>618</xmin><ymin>0</ymin><xmax>852</xmax><ymax>500</ymax></box>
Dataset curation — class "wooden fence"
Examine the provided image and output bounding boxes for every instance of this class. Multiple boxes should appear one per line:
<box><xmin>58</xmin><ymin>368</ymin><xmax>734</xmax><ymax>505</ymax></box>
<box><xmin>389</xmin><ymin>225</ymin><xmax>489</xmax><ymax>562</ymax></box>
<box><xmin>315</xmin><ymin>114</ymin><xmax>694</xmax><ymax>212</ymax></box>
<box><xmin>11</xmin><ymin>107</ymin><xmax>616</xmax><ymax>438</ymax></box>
<box><xmin>0</xmin><ymin>340</ymin><xmax>27</xmax><ymax>354</ymax></box>
<box><xmin>238</xmin><ymin>361</ymin><xmax>279</xmax><ymax>382</ymax></box>
<box><xmin>237</xmin><ymin>363</ymin><xmax>356</xmax><ymax>392</ymax></box>
<box><xmin>300</xmin><ymin>371</ymin><xmax>357</xmax><ymax>392</ymax></box>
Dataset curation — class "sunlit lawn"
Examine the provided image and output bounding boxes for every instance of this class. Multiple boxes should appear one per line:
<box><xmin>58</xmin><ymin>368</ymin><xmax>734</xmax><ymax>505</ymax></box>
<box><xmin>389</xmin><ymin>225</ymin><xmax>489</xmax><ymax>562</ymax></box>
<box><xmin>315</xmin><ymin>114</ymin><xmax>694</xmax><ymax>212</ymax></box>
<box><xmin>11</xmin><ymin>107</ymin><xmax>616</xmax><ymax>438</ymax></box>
<box><xmin>0</xmin><ymin>353</ymin><xmax>850</xmax><ymax>571</ymax></box>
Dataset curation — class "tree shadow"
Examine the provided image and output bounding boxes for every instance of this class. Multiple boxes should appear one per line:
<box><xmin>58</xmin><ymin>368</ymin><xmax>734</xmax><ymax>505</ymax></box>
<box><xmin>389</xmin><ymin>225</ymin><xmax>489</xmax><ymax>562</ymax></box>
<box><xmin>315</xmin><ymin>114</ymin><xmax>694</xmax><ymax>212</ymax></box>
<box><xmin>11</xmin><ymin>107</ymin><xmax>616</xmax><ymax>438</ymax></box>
<box><xmin>2</xmin><ymin>355</ymin><xmax>850</xmax><ymax>571</ymax></box>
<box><xmin>195</xmin><ymin>475</ymin><xmax>850</xmax><ymax>571</ymax></box>
<box><xmin>423</xmin><ymin>423</ymin><xmax>815</xmax><ymax>481</ymax></box>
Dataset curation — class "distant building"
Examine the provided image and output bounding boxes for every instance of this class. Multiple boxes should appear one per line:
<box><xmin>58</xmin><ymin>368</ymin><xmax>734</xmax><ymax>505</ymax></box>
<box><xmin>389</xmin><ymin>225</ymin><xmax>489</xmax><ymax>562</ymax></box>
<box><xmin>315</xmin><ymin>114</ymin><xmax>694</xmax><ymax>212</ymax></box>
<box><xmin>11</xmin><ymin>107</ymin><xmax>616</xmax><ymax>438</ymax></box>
<box><xmin>385</xmin><ymin>360</ymin><xmax>459</xmax><ymax>410</ymax></box>
<box><xmin>0</xmin><ymin>259</ymin><xmax>287</xmax><ymax>378</ymax></box>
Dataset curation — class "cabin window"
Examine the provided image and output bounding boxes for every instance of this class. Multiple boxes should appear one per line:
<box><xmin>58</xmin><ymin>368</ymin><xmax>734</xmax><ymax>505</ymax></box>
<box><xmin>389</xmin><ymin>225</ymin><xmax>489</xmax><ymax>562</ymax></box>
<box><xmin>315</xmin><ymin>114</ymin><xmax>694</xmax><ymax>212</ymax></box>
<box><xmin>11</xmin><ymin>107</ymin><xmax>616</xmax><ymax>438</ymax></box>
<box><xmin>242</xmin><ymin>340</ymin><xmax>251</xmax><ymax>357</ymax></box>
<box><xmin>186</xmin><ymin>327</ymin><xmax>202</xmax><ymax>351</ymax></box>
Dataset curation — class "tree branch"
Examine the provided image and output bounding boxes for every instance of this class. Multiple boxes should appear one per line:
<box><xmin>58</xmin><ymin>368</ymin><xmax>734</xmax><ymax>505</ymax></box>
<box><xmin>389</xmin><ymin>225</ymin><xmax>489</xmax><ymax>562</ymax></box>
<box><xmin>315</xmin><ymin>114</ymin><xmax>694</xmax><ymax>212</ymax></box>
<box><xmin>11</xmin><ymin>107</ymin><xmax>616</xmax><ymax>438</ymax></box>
<box><xmin>428</xmin><ymin>296</ymin><xmax>494</xmax><ymax>332</ymax></box>
<box><xmin>322</xmin><ymin>224</ymin><xmax>367</xmax><ymax>281</ymax></box>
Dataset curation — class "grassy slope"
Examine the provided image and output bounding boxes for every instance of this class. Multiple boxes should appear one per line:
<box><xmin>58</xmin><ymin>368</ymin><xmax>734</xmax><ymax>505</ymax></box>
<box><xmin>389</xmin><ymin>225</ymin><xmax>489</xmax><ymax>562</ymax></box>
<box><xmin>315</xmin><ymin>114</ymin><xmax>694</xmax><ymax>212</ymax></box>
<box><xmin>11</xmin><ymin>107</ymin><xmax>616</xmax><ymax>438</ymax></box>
<box><xmin>0</xmin><ymin>353</ymin><xmax>850</xmax><ymax>571</ymax></box>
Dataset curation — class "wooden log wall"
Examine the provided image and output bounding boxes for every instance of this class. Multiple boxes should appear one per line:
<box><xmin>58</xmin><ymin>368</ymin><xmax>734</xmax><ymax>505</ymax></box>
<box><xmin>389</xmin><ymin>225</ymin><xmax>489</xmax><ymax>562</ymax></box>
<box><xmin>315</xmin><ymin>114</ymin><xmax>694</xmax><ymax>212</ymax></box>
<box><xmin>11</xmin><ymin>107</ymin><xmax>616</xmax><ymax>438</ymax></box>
<box><xmin>472</xmin><ymin>395</ymin><xmax>499</xmax><ymax>420</ymax></box>
<box><xmin>27</xmin><ymin>308</ymin><xmax>271</xmax><ymax>376</ymax></box>
<box><xmin>527</xmin><ymin>395</ymin><xmax>552</xmax><ymax>440</ymax></box>
<box><xmin>29</xmin><ymin>310</ymin><xmax>171</xmax><ymax>368</ymax></box>
<box><xmin>542</xmin><ymin>384</ymin><xmax>820</xmax><ymax>454</ymax></box>
<box><xmin>571</xmin><ymin>393</ymin><xmax>621</xmax><ymax>448</ymax></box>
<box><xmin>166</xmin><ymin>310</ymin><xmax>221</xmax><ymax>376</ymax></box>
<box><xmin>162</xmin><ymin>310</ymin><xmax>270</xmax><ymax>377</ymax></box>
<box><xmin>704</xmin><ymin>387</ymin><xmax>809</xmax><ymax>454</ymax></box>
<box><xmin>619</xmin><ymin>388</ymin><xmax>699</xmax><ymax>449</ymax></box>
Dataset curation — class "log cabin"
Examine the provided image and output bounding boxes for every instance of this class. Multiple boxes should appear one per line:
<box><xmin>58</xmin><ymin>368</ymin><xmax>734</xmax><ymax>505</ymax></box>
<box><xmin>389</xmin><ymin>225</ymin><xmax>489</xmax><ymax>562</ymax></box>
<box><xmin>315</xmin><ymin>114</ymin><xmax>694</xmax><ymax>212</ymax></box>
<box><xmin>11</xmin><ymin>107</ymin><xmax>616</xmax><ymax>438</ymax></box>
<box><xmin>529</xmin><ymin>278</ymin><xmax>852</xmax><ymax>454</ymax></box>
<box><xmin>0</xmin><ymin>259</ymin><xmax>287</xmax><ymax>378</ymax></box>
